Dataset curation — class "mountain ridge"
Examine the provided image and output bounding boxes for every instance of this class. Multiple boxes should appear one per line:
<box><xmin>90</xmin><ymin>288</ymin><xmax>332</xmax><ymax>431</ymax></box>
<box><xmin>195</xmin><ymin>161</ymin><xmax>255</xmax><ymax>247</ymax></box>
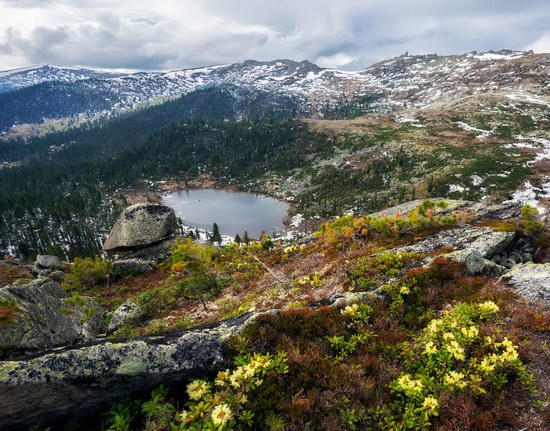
<box><xmin>0</xmin><ymin>49</ymin><xmax>547</xmax><ymax>136</ymax></box>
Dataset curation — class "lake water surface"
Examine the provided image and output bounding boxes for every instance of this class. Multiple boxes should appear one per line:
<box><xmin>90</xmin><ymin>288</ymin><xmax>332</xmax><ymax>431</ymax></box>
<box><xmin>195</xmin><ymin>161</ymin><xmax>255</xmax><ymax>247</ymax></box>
<box><xmin>163</xmin><ymin>189</ymin><xmax>289</xmax><ymax>239</ymax></box>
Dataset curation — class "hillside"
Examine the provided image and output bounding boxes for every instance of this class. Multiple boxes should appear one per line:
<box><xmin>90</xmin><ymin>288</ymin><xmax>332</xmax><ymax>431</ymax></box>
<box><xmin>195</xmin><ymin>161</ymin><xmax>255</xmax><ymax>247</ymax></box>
<box><xmin>0</xmin><ymin>47</ymin><xmax>549</xmax><ymax>303</ymax></box>
<box><xmin>1</xmin><ymin>198</ymin><xmax>549</xmax><ymax>430</ymax></box>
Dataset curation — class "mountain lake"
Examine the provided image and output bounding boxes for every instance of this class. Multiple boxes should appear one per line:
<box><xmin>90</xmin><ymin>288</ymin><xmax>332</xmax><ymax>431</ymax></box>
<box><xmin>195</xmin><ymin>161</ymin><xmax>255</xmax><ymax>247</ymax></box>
<box><xmin>163</xmin><ymin>189</ymin><xmax>290</xmax><ymax>239</ymax></box>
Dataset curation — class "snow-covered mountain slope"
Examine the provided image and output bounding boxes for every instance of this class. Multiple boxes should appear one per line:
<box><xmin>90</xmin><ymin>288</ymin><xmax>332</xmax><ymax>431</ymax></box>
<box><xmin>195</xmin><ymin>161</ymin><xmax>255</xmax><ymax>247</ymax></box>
<box><xmin>361</xmin><ymin>50</ymin><xmax>549</xmax><ymax>109</ymax></box>
<box><xmin>0</xmin><ymin>64</ymin><xmax>123</xmax><ymax>93</ymax></box>
<box><xmin>0</xmin><ymin>50</ymin><xmax>548</xmax><ymax>132</ymax></box>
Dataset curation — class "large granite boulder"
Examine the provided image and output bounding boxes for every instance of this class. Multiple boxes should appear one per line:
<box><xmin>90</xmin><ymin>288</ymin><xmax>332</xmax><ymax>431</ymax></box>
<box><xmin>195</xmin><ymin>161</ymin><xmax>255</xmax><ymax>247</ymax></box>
<box><xmin>0</xmin><ymin>278</ymin><xmax>103</xmax><ymax>352</ymax></box>
<box><xmin>35</xmin><ymin>255</ymin><xmax>61</xmax><ymax>269</ymax></box>
<box><xmin>501</xmin><ymin>263</ymin><xmax>550</xmax><ymax>305</ymax></box>
<box><xmin>0</xmin><ymin>312</ymin><xmax>258</xmax><ymax>430</ymax></box>
<box><xmin>103</xmin><ymin>203</ymin><xmax>177</xmax><ymax>252</ymax></box>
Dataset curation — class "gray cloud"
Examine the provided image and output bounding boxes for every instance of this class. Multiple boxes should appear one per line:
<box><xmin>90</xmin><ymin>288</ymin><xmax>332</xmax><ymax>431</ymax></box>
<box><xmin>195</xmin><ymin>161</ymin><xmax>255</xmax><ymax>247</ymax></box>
<box><xmin>0</xmin><ymin>0</ymin><xmax>548</xmax><ymax>71</ymax></box>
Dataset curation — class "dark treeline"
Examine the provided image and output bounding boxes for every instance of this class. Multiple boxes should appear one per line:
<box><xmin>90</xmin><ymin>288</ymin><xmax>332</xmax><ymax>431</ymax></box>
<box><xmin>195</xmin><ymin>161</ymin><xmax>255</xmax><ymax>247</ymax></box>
<box><xmin>0</xmin><ymin>86</ymin><xmax>241</xmax><ymax>162</ymax></box>
<box><xmin>0</xmin><ymin>80</ymin><xmax>120</xmax><ymax>133</ymax></box>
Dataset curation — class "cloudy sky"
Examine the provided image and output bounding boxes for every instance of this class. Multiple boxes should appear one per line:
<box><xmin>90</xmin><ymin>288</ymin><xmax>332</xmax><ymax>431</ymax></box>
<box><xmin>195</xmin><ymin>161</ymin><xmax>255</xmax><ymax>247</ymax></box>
<box><xmin>0</xmin><ymin>0</ymin><xmax>549</xmax><ymax>71</ymax></box>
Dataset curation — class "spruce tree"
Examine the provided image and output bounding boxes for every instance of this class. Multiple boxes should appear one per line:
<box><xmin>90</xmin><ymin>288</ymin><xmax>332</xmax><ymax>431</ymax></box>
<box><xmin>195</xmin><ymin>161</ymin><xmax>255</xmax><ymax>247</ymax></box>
<box><xmin>212</xmin><ymin>223</ymin><xmax>222</xmax><ymax>245</ymax></box>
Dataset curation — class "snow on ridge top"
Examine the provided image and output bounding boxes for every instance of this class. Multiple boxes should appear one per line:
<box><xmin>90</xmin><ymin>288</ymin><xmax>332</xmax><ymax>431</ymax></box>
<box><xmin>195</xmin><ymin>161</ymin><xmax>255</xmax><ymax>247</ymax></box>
<box><xmin>472</xmin><ymin>51</ymin><xmax>526</xmax><ymax>61</ymax></box>
<box><xmin>0</xmin><ymin>64</ymin><xmax>50</xmax><ymax>77</ymax></box>
<box><xmin>0</xmin><ymin>63</ymin><xmax>120</xmax><ymax>76</ymax></box>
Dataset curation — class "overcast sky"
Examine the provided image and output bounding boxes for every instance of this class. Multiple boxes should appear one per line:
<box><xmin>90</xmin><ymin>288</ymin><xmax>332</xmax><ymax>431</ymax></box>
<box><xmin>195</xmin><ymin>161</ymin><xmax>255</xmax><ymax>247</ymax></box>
<box><xmin>0</xmin><ymin>0</ymin><xmax>548</xmax><ymax>72</ymax></box>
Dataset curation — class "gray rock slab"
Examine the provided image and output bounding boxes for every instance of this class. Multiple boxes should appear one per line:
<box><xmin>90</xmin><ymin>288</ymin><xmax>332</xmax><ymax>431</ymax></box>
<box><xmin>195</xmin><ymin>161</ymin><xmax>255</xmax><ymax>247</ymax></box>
<box><xmin>35</xmin><ymin>255</ymin><xmax>61</xmax><ymax>269</ymax></box>
<box><xmin>394</xmin><ymin>226</ymin><xmax>515</xmax><ymax>259</ymax></box>
<box><xmin>0</xmin><ymin>279</ymin><xmax>103</xmax><ymax>352</ymax></box>
<box><xmin>501</xmin><ymin>263</ymin><xmax>550</xmax><ymax>304</ymax></box>
<box><xmin>0</xmin><ymin>312</ymin><xmax>257</xmax><ymax>430</ymax></box>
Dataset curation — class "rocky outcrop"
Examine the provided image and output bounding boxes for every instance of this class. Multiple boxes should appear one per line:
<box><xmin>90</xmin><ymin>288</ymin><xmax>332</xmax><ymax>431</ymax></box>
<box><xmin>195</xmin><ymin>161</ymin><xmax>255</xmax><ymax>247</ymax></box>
<box><xmin>0</xmin><ymin>312</ymin><xmax>257</xmax><ymax>430</ymax></box>
<box><xmin>389</xmin><ymin>225</ymin><xmax>516</xmax><ymax>276</ymax></box>
<box><xmin>107</xmin><ymin>301</ymin><xmax>146</xmax><ymax>334</ymax></box>
<box><xmin>111</xmin><ymin>259</ymin><xmax>153</xmax><ymax>279</ymax></box>
<box><xmin>0</xmin><ymin>279</ymin><xmax>103</xmax><ymax>352</ymax></box>
<box><xmin>443</xmin><ymin>249</ymin><xmax>506</xmax><ymax>276</ymax></box>
<box><xmin>368</xmin><ymin>198</ymin><xmax>468</xmax><ymax>218</ymax></box>
<box><xmin>103</xmin><ymin>203</ymin><xmax>177</xmax><ymax>252</ymax></box>
<box><xmin>35</xmin><ymin>255</ymin><xmax>61</xmax><ymax>269</ymax></box>
<box><xmin>395</xmin><ymin>226</ymin><xmax>515</xmax><ymax>258</ymax></box>
<box><xmin>469</xmin><ymin>201</ymin><xmax>523</xmax><ymax>220</ymax></box>
<box><xmin>501</xmin><ymin>263</ymin><xmax>550</xmax><ymax>305</ymax></box>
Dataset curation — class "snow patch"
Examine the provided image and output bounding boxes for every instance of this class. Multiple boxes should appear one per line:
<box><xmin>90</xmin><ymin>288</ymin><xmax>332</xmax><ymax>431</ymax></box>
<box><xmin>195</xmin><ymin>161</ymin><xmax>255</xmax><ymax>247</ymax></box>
<box><xmin>449</xmin><ymin>184</ymin><xmax>466</xmax><ymax>193</ymax></box>
<box><xmin>290</xmin><ymin>213</ymin><xmax>304</xmax><ymax>228</ymax></box>
<box><xmin>470</xmin><ymin>175</ymin><xmax>484</xmax><ymax>186</ymax></box>
<box><xmin>473</xmin><ymin>52</ymin><xmax>524</xmax><ymax>61</ymax></box>
<box><xmin>456</xmin><ymin>122</ymin><xmax>492</xmax><ymax>138</ymax></box>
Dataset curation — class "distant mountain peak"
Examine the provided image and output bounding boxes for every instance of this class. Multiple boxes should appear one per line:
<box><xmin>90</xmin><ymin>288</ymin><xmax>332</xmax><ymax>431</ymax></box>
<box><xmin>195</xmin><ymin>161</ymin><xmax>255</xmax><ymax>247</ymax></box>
<box><xmin>0</xmin><ymin>49</ymin><xmax>547</xmax><ymax>134</ymax></box>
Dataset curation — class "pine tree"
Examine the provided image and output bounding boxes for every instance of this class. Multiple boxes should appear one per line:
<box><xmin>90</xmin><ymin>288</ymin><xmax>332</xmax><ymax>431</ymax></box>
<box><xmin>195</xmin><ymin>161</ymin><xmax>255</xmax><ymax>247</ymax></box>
<box><xmin>234</xmin><ymin>234</ymin><xmax>241</xmax><ymax>246</ymax></box>
<box><xmin>243</xmin><ymin>231</ymin><xmax>250</xmax><ymax>246</ymax></box>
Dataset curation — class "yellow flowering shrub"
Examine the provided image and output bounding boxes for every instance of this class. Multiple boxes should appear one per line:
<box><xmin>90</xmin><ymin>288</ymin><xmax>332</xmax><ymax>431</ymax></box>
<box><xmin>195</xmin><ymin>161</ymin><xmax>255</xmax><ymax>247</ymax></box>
<box><xmin>377</xmin><ymin>301</ymin><xmax>537</xmax><ymax>430</ymax></box>
<box><xmin>293</xmin><ymin>272</ymin><xmax>322</xmax><ymax>289</ymax></box>
<box><xmin>328</xmin><ymin>302</ymin><xmax>374</xmax><ymax>362</ymax></box>
<box><xmin>179</xmin><ymin>352</ymin><xmax>288</xmax><ymax>430</ymax></box>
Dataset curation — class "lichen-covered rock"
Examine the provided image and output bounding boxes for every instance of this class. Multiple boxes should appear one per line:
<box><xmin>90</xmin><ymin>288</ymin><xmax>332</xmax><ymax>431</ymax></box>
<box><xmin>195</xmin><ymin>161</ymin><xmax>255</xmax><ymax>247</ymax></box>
<box><xmin>368</xmin><ymin>198</ymin><xmax>469</xmax><ymax>218</ymax></box>
<box><xmin>107</xmin><ymin>301</ymin><xmax>146</xmax><ymax>334</ymax></box>
<box><xmin>0</xmin><ymin>278</ymin><xmax>103</xmax><ymax>352</ymax></box>
<box><xmin>501</xmin><ymin>263</ymin><xmax>550</xmax><ymax>304</ymax></box>
<box><xmin>48</xmin><ymin>270</ymin><xmax>66</xmax><ymax>283</ymax></box>
<box><xmin>103</xmin><ymin>203</ymin><xmax>177</xmax><ymax>252</ymax></box>
<box><xmin>111</xmin><ymin>259</ymin><xmax>153</xmax><ymax>279</ymax></box>
<box><xmin>394</xmin><ymin>226</ymin><xmax>515</xmax><ymax>258</ymax></box>
<box><xmin>35</xmin><ymin>255</ymin><xmax>61</xmax><ymax>269</ymax></box>
<box><xmin>329</xmin><ymin>291</ymin><xmax>381</xmax><ymax>309</ymax></box>
<box><xmin>444</xmin><ymin>249</ymin><xmax>506</xmax><ymax>276</ymax></box>
<box><xmin>0</xmin><ymin>312</ymin><xmax>258</xmax><ymax>430</ymax></box>
<box><xmin>470</xmin><ymin>201</ymin><xmax>523</xmax><ymax>220</ymax></box>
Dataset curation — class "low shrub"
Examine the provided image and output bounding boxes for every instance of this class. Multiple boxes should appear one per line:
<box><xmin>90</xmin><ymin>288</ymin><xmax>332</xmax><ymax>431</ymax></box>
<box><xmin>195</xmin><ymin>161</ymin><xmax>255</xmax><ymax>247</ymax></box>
<box><xmin>62</xmin><ymin>257</ymin><xmax>111</xmax><ymax>291</ymax></box>
<box><xmin>317</xmin><ymin>200</ymin><xmax>458</xmax><ymax>246</ymax></box>
<box><xmin>520</xmin><ymin>204</ymin><xmax>544</xmax><ymax>236</ymax></box>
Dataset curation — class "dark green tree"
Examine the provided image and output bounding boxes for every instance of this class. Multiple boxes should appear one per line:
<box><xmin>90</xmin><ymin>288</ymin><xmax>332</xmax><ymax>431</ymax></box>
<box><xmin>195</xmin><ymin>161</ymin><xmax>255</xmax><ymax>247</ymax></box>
<box><xmin>211</xmin><ymin>223</ymin><xmax>222</xmax><ymax>245</ymax></box>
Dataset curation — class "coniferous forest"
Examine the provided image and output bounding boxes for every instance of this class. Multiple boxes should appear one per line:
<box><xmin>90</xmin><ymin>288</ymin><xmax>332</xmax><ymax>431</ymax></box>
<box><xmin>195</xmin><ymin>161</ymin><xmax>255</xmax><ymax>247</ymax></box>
<box><xmin>0</xmin><ymin>87</ymin><xmax>318</xmax><ymax>258</ymax></box>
